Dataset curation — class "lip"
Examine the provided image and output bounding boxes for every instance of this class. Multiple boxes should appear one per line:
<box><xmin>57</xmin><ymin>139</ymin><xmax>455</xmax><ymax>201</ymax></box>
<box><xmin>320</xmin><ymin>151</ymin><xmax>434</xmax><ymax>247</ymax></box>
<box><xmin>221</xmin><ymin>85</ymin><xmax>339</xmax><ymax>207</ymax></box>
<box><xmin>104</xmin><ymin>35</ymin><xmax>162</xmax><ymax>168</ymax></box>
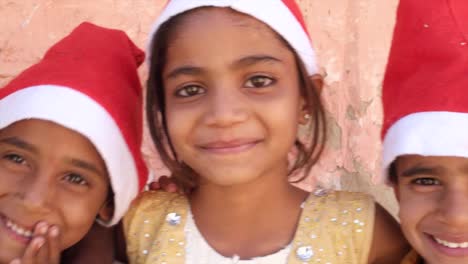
<box><xmin>0</xmin><ymin>214</ymin><xmax>34</xmax><ymax>245</ymax></box>
<box><xmin>197</xmin><ymin>139</ymin><xmax>262</xmax><ymax>154</ymax></box>
<box><xmin>426</xmin><ymin>233</ymin><xmax>468</xmax><ymax>258</ymax></box>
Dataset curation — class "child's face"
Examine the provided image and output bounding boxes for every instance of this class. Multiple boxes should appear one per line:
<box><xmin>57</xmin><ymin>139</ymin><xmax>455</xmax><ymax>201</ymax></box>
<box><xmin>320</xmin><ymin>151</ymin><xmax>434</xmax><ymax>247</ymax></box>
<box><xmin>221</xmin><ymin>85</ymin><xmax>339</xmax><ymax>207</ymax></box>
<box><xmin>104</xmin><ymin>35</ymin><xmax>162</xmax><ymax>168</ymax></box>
<box><xmin>162</xmin><ymin>8</ymin><xmax>304</xmax><ymax>186</ymax></box>
<box><xmin>394</xmin><ymin>155</ymin><xmax>468</xmax><ymax>264</ymax></box>
<box><xmin>0</xmin><ymin>119</ymin><xmax>110</xmax><ymax>262</ymax></box>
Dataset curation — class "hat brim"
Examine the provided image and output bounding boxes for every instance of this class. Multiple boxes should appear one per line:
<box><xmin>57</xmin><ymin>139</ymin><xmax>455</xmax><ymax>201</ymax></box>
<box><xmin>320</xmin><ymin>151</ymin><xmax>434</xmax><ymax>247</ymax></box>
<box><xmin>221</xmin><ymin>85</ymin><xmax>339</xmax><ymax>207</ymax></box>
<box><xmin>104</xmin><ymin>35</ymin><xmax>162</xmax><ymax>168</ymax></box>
<box><xmin>380</xmin><ymin>111</ymin><xmax>468</xmax><ymax>184</ymax></box>
<box><xmin>0</xmin><ymin>85</ymin><xmax>138</xmax><ymax>226</ymax></box>
<box><xmin>148</xmin><ymin>0</ymin><xmax>318</xmax><ymax>75</ymax></box>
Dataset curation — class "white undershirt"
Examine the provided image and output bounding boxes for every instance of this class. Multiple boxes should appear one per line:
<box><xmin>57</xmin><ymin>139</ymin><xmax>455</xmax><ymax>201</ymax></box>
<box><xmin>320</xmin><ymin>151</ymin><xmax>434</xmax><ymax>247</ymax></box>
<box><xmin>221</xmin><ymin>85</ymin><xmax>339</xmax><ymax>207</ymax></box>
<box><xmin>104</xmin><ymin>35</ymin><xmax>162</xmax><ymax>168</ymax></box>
<box><xmin>184</xmin><ymin>210</ymin><xmax>292</xmax><ymax>264</ymax></box>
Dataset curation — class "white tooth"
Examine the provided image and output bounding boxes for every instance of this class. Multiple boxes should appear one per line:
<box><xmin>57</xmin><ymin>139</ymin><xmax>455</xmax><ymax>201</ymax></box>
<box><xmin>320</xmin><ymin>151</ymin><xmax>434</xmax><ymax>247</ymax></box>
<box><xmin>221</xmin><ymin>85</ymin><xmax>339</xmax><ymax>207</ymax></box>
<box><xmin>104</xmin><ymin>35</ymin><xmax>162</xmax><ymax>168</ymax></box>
<box><xmin>17</xmin><ymin>228</ymin><xmax>25</xmax><ymax>236</ymax></box>
<box><xmin>5</xmin><ymin>218</ymin><xmax>32</xmax><ymax>238</ymax></box>
<box><xmin>24</xmin><ymin>230</ymin><xmax>32</xmax><ymax>237</ymax></box>
<box><xmin>435</xmin><ymin>237</ymin><xmax>468</xmax><ymax>248</ymax></box>
<box><xmin>448</xmin><ymin>242</ymin><xmax>458</xmax><ymax>248</ymax></box>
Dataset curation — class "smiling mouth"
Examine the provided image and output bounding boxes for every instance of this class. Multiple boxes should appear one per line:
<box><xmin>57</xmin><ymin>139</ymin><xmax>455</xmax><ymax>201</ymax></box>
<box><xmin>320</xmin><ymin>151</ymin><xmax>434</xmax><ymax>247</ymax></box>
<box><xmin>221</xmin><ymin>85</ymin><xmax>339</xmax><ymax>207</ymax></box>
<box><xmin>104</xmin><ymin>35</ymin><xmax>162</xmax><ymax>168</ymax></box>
<box><xmin>1</xmin><ymin>215</ymin><xmax>33</xmax><ymax>239</ymax></box>
<box><xmin>434</xmin><ymin>237</ymin><xmax>468</xmax><ymax>249</ymax></box>
<box><xmin>199</xmin><ymin>139</ymin><xmax>261</xmax><ymax>154</ymax></box>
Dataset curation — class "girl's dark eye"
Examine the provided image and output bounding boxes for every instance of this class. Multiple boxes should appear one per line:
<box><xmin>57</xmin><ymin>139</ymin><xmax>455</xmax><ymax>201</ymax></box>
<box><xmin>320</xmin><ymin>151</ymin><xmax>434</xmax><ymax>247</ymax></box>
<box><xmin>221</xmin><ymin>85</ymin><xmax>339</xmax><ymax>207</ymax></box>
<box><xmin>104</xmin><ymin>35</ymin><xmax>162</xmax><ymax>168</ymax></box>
<box><xmin>245</xmin><ymin>76</ymin><xmax>275</xmax><ymax>88</ymax></box>
<box><xmin>63</xmin><ymin>173</ymin><xmax>88</xmax><ymax>186</ymax></box>
<box><xmin>412</xmin><ymin>178</ymin><xmax>440</xmax><ymax>186</ymax></box>
<box><xmin>4</xmin><ymin>154</ymin><xmax>27</xmax><ymax>165</ymax></box>
<box><xmin>176</xmin><ymin>85</ymin><xmax>205</xmax><ymax>97</ymax></box>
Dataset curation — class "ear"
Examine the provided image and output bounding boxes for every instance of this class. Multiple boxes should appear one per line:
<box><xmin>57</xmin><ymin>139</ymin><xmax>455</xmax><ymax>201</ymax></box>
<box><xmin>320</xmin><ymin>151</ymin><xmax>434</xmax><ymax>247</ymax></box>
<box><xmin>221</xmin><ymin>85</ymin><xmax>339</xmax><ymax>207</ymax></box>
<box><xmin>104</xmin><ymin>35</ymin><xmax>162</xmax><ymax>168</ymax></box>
<box><xmin>309</xmin><ymin>74</ymin><xmax>324</xmax><ymax>95</ymax></box>
<box><xmin>298</xmin><ymin>74</ymin><xmax>324</xmax><ymax>125</ymax></box>
<box><xmin>97</xmin><ymin>200</ymin><xmax>114</xmax><ymax>223</ymax></box>
<box><xmin>298</xmin><ymin>98</ymin><xmax>309</xmax><ymax>125</ymax></box>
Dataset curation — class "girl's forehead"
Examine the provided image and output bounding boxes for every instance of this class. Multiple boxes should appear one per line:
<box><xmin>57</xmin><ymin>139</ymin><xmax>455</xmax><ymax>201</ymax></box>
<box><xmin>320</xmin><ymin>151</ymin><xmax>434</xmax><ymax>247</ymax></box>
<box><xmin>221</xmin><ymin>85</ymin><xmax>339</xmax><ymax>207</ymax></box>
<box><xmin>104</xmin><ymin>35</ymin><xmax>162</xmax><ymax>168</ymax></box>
<box><xmin>166</xmin><ymin>7</ymin><xmax>287</xmax><ymax>58</ymax></box>
<box><xmin>164</xmin><ymin>10</ymin><xmax>294</xmax><ymax>73</ymax></box>
<box><xmin>172</xmin><ymin>7</ymin><xmax>276</xmax><ymax>35</ymax></box>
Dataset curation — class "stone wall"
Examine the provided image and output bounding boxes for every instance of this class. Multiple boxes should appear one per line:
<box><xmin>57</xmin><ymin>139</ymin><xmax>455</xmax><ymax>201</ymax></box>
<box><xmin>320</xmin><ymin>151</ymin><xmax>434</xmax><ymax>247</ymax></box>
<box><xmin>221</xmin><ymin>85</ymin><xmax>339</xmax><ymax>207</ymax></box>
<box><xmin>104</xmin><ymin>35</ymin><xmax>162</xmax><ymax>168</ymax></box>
<box><xmin>0</xmin><ymin>0</ymin><xmax>400</xmax><ymax>216</ymax></box>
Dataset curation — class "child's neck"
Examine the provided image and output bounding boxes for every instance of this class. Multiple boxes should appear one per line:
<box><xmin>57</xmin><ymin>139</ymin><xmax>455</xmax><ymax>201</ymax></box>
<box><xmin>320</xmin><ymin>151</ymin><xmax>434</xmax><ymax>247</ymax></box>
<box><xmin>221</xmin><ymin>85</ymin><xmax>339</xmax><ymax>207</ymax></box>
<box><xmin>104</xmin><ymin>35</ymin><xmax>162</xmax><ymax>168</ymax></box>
<box><xmin>189</xmin><ymin>172</ymin><xmax>309</xmax><ymax>259</ymax></box>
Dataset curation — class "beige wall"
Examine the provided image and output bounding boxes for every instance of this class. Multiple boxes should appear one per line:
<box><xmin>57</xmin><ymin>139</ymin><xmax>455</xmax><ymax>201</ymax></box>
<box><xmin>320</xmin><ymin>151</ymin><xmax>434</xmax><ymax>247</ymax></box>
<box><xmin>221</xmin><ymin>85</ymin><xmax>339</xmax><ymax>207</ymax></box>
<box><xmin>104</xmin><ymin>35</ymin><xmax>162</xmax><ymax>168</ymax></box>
<box><xmin>0</xmin><ymin>0</ymin><xmax>400</xmax><ymax>216</ymax></box>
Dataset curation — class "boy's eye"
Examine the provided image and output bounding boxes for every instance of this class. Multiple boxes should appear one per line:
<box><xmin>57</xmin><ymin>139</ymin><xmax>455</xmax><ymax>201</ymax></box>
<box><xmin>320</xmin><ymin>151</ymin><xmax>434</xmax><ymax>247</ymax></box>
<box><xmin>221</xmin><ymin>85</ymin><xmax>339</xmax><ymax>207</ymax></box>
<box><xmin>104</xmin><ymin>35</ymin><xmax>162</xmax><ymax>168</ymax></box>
<box><xmin>412</xmin><ymin>177</ymin><xmax>440</xmax><ymax>186</ymax></box>
<box><xmin>175</xmin><ymin>85</ymin><xmax>205</xmax><ymax>97</ymax></box>
<box><xmin>3</xmin><ymin>154</ymin><xmax>27</xmax><ymax>165</ymax></box>
<box><xmin>245</xmin><ymin>75</ymin><xmax>275</xmax><ymax>88</ymax></box>
<box><xmin>63</xmin><ymin>173</ymin><xmax>88</xmax><ymax>186</ymax></box>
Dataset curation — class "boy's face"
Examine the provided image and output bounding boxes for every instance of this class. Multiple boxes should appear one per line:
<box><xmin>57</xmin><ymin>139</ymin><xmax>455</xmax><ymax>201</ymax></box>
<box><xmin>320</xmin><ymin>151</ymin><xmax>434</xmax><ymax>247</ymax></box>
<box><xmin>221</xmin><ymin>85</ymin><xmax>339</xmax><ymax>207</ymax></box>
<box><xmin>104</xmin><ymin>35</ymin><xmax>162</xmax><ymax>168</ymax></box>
<box><xmin>394</xmin><ymin>155</ymin><xmax>468</xmax><ymax>264</ymax></box>
<box><xmin>0</xmin><ymin>119</ymin><xmax>110</xmax><ymax>263</ymax></box>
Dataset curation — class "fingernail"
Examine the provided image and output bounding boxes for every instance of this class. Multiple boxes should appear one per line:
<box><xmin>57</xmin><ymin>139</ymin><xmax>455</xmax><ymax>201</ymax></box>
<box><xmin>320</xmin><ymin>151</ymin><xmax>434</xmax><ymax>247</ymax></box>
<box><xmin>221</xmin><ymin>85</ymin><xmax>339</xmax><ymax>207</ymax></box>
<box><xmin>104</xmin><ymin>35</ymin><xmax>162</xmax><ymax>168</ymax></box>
<box><xmin>49</xmin><ymin>226</ymin><xmax>59</xmax><ymax>237</ymax></box>
<box><xmin>35</xmin><ymin>222</ymin><xmax>48</xmax><ymax>235</ymax></box>
<box><xmin>10</xmin><ymin>259</ymin><xmax>21</xmax><ymax>264</ymax></box>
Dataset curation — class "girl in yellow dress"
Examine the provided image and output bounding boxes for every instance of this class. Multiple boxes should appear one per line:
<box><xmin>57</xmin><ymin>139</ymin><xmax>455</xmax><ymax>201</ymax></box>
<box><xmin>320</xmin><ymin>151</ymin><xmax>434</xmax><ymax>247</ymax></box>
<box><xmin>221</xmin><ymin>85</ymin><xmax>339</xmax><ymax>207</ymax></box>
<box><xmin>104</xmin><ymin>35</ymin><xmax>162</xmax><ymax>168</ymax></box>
<box><xmin>123</xmin><ymin>0</ymin><xmax>409</xmax><ymax>263</ymax></box>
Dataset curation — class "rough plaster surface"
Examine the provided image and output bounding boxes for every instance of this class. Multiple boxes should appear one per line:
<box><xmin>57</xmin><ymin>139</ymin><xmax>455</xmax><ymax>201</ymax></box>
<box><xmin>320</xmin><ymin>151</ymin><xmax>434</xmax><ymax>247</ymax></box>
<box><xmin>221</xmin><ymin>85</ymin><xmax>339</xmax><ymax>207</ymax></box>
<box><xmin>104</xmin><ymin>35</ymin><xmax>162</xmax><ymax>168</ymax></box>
<box><xmin>0</xmin><ymin>0</ymin><xmax>400</xmax><ymax>216</ymax></box>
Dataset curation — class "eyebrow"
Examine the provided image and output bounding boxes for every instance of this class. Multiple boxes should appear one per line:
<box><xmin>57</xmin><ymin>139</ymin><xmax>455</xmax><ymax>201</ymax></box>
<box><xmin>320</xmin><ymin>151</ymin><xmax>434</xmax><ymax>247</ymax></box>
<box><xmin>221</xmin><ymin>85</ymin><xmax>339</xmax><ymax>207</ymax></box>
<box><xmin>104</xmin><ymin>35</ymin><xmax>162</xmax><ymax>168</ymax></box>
<box><xmin>68</xmin><ymin>158</ymin><xmax>105</xmax><ymax>177</ymax></box>
<box><xmin>165</xmin><ymin>55</ymin><xmax>282</xmax><ymax>80</ymax></box>
<box><xmin>232</xmin><ymin>55</ymin><xmax>282</xmax><ymax>68</ymax></box>
<box><xmin>166</xmin><ymin>66</ymin><xmax>204</xmax><ymax>80</ymax></box>
<box><xmin>0</xmin><ymin>137</ymin><xmax>38</xmax><ymax>153</ymax></box>
<box><xmin>401</xmin><ymin>165</ymin><xmax>440</xmax><ymax>177</ymax></box>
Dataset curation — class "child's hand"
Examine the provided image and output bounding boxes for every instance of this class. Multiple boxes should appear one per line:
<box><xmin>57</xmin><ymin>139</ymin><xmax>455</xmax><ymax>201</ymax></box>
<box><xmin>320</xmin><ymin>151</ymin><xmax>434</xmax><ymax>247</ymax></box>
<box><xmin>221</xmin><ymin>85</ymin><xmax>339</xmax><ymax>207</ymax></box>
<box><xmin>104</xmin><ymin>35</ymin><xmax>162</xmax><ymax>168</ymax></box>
<box><xmin>148</xmin><ymin>175</ymin><xmax>179</xmax><ymax>193</ymax></box>
<box><xmin>9</xmin><ymin>222</ymin><xmax>61</xmax><ymax>264</ymax></box>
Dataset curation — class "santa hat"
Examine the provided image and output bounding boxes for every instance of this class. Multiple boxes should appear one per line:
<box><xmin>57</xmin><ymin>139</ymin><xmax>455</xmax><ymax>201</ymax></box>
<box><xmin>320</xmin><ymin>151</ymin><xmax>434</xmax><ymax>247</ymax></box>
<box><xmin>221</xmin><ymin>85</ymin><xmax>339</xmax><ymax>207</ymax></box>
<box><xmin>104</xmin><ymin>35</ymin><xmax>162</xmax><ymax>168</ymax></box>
<box><xmin>380</xmin><ymin>0</ymin><xmax>468</xmax><ymax>182</ymax></box>
<box><xmin>148</xmin><ymin>0</ymin><xmax>318</xmax><ymax>75</ymax></box>
<box><xmin>0</xmin><ymin>22</ymin><xmax>148</xmax><ymax>226</ymax></box>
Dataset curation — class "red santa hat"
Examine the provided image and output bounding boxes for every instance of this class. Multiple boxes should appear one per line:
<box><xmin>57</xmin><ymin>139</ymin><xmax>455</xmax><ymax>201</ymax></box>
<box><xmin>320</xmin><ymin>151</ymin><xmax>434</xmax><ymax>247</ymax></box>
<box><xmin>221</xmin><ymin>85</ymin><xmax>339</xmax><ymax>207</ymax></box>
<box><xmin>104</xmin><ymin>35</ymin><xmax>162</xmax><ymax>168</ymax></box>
<box><xmin>380</xmin><ymin>0</ymin><xmax>468</xmax><ymax>182</ymax></box>
<box><xmin>0</xmin><ymin>22</ymin><xmax>148</xmax><ymax>225</ymax></box>
<box><xmin>148</xmin><ymin>0</ymin><xmax>318</xmax><ymax>75</ymax></box>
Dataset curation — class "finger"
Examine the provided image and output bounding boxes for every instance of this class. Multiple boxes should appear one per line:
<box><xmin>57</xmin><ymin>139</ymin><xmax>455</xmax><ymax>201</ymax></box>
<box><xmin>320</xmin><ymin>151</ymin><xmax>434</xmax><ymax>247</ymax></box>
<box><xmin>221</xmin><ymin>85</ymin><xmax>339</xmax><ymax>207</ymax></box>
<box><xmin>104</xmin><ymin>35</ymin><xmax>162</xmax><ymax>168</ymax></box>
<box><xmin>34</xmin><ymin>222</ymin><xmax>48</xmax><ymax>237</ymax></box>
<box><xmin>21</xmin><ymin>236</ymin><xmax>45</xmax><ymax>264</ymax></box>
<box><xmin>158</xmin><ymin>176</ymin><xmax>178</xmax><ymax>193</ymax></box>
<box><xmin>47</xmin><ymin>226</ymin><xmax>61</xmax><ymax>264</ymax></box>
<box><xmin>9</xmin><ymin>258</ymin><xmax>22</xmax><ymax>264</ymax></box>
<box><xmin>165</xmin><ymin>183</ymin><xmax>178</xmax><ymax>193</ymax></box>
<box><xmin>23</xmin><ymin>222</ymin><xmax>49</xmax><ymax>264</ymax></box>
<box><xmin>148</xmin><ymin>181</ymin><xmax>160</xmax><ymax>191</ymax></box>
<box><xmin>34</xmin><ymin>236</ymin><xmax>49</xmax><ymax>264</ymax></box>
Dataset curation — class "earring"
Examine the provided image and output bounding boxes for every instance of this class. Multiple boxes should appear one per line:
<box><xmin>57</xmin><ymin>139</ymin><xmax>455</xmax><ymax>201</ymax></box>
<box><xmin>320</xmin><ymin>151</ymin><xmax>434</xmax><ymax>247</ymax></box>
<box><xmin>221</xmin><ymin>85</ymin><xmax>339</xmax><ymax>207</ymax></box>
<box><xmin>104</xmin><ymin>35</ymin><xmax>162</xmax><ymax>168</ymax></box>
<box><xmin>304</xmin><ymin>113</ymin><xmax>311</xmax><ymax>120</ymax></box>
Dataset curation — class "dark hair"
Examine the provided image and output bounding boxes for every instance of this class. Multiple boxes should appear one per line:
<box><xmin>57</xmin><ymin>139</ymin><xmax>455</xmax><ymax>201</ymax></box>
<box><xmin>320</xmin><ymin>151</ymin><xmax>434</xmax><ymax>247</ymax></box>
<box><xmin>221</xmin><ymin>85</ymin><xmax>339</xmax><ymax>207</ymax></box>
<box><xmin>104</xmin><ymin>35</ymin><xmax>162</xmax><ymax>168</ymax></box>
<box><xmin>146</xmin><ymin>8</ymin><xmax>327</xmax><ymax>192</ymax></box>
<box><xmin>388</xmin><ymin>160</ymin><xmax>398</xmax><ymax>183</ymax></box>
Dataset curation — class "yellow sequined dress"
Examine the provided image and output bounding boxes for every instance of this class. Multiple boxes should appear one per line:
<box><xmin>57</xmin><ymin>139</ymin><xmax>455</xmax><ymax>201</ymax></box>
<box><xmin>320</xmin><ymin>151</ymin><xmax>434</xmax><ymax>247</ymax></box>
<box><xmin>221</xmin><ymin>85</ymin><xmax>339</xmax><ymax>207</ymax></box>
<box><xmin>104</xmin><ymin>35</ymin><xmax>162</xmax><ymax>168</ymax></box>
<box><xmin>124</xmin><ymin>190</ymin><xmax>375</xmax><ymax>264</ymax></box>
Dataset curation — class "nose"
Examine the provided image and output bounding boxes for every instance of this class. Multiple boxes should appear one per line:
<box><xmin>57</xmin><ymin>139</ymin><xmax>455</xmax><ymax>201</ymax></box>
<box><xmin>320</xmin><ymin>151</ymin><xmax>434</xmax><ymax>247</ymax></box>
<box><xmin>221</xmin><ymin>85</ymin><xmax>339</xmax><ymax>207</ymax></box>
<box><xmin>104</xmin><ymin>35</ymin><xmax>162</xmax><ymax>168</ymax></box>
<box><xmin>203</xmin><ymin>87</ymin><xmax>249</xmax><ymax>127</ymax></box>
<box><xmin>437</xmin><ymin>188</ymin><xmax>468</xmax><ymax>228</ymax></box>
<box><xmin>17</xmin><ymin>171</ymin><xmax>54</xmax><ymax>213</ymax></box>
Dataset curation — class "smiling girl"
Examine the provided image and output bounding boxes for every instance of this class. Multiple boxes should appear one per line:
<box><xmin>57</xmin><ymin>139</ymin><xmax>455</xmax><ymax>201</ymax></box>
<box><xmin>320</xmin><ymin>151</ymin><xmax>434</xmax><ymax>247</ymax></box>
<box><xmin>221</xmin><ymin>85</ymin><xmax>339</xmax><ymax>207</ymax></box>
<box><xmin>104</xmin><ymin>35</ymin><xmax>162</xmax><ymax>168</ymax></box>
<box><xmin>121</xmin><ymin>1</ymin><xmax>409</xmax><ymax>263</ymax></box>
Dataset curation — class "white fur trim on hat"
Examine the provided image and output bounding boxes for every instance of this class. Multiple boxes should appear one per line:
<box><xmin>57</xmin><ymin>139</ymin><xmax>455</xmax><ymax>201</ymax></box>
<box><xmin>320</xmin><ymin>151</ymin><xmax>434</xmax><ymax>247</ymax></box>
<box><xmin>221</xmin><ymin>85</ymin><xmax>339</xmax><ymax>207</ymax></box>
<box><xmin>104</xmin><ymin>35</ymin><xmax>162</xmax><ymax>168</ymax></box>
<box><xmin>380</xmin><ymin>111</ymin><xmax>468</xmax><ymax>183</ymax></box>
<box><xmin>0</xmin><ymin>85</ymin><xmax>138</xmax><ymax>226</ymax></box>
<box><xmin>148</xmin><ymin>0</ymin><xmax>318</xmax><ymax>75</ymax></box>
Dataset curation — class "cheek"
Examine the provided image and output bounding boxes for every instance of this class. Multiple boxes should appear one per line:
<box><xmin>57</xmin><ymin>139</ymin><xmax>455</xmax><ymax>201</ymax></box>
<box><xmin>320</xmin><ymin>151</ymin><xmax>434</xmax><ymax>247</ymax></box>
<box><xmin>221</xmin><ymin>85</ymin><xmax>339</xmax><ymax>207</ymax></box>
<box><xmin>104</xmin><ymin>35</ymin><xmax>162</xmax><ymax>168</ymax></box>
<box><xmin>398</xmin><ymin>188</ymin><xmax>434</xmax><ymax>231</ymax></box>
<box><xmin>267</xmin><ymin>98</ymin><xmax>301</xmax><ymax>139</ymax></box>
<box><xmin>0</xmin><ymin>172</ymin><xmax>13</xmax><ymax>191</ymax></box>
<box><xmin>58</xmin><ymin>191</ymin><xmax>107</xmax><ymax>248</ymax></box>
<box><xmin>0</xmin><ymin>170</ymin><xmax>23</xmax><ymax>198</ymax></box>
<box><xmin>166</xmin><ymin>109</ymin><xmax>194</xmax><ymax>153</ymax></box>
